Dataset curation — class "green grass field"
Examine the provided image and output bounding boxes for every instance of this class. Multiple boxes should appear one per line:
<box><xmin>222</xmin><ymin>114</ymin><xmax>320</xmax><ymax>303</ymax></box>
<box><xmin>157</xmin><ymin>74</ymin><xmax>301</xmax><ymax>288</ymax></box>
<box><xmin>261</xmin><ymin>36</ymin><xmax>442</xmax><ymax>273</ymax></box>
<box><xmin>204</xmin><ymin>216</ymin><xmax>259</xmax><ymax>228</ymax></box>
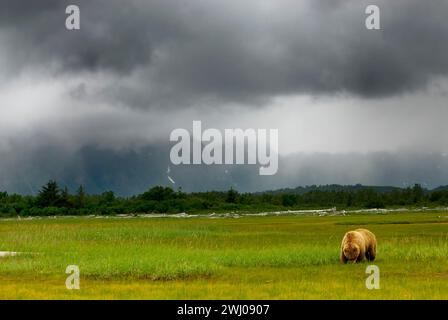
<box><xmin>0</xmin><ymin>211</ymin><xmax>447</xmax><ymax>299</ymax></box>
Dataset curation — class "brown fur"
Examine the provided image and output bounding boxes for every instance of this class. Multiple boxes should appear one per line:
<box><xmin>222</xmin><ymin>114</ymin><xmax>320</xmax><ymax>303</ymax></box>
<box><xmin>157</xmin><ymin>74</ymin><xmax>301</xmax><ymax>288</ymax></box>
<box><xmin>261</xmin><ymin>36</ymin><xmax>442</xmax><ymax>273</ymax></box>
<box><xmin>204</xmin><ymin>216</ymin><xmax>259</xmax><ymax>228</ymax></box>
<box><xmin>340</xmin><ymin>228</ymin><xmax>377</xmax><ymax>264</ymax></box>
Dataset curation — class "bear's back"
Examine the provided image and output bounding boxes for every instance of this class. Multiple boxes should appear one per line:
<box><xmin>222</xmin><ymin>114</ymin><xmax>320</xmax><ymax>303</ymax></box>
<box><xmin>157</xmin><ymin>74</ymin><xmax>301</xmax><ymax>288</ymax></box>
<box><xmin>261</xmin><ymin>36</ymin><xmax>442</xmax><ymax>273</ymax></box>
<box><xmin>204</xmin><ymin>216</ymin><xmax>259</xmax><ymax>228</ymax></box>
<box><xmin>355</xmin><ymin>228</ymin><xmax>376</xmax><ymax>242</ymax></box>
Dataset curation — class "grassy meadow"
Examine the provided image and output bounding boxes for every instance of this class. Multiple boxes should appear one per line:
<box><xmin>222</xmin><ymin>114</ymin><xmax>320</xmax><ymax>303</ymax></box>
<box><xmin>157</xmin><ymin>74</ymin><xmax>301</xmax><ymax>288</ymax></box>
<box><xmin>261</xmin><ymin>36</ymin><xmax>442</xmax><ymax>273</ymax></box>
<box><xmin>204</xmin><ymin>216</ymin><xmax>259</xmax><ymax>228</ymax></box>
<box><xmin>0</xmin><ymin>211</ymin><xmax>447</xmax><ymax>299</ymax></box>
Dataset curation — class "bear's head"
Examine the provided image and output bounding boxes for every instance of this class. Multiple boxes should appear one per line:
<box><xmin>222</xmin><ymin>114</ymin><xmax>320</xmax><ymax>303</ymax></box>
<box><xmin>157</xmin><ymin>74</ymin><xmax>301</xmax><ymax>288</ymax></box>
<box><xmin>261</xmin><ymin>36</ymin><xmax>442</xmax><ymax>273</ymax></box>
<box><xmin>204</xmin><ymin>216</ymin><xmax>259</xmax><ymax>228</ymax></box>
<box><xmin>343</xmin><ymin>243</ymin><xmax>360</xmax><ymax>262</ymax></box>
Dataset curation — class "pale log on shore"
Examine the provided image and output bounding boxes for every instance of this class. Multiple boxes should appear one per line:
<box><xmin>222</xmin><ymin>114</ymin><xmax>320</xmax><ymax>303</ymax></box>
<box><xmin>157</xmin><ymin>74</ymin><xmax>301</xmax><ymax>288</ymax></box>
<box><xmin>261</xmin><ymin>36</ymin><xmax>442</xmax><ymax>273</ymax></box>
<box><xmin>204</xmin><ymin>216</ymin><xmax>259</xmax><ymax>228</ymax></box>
<box><xmin>0</xmin><ymin>251</ymin><xmax>19</xmax><ymax>257</ymax></box>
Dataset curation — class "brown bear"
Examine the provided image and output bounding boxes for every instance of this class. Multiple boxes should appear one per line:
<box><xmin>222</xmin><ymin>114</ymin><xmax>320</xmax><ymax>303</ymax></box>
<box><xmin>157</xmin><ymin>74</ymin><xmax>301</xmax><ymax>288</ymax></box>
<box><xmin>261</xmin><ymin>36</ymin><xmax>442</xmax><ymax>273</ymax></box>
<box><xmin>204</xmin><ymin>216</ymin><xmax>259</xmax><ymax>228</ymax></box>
<box><xmin>340</xmin><ymin>228</ymin><xmax>377</xmax><ymax>264</ymax></box>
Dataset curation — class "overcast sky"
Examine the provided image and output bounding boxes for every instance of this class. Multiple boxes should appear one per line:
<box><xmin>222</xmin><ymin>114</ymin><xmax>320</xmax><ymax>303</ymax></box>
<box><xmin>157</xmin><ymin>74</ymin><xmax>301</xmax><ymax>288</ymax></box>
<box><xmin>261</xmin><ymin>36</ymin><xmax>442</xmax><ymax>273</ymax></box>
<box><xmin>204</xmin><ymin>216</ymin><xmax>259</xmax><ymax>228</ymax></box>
<box><xmin>1</xmin><ymin>0</ymin><xmax>448</xmax><ymax>194</ymax></box>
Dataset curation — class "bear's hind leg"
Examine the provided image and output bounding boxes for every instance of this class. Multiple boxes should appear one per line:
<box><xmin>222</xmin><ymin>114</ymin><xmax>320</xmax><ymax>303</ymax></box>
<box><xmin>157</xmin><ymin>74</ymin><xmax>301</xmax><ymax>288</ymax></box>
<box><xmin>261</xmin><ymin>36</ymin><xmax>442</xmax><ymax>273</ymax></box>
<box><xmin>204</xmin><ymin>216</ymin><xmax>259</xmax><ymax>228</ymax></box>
<box><xmin>366</xmin><ymin>245</ymin><xmax>376</xmax><ymax>262</ymax></box>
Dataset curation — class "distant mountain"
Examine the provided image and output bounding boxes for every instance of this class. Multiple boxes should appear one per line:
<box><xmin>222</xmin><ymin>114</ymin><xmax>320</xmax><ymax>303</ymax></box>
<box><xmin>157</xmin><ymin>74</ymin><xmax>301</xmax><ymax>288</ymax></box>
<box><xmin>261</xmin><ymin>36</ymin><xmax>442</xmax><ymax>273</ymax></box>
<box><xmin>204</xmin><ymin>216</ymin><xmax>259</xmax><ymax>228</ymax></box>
<box><xmin>432</xmin><ymin>185</ymin><xmax>448</xmax><ymax>192</ymax></box>
<box><xmin>259</xmin><ymin>184</ymin><xmax>411</xmax><ymax>195</ymax></box>
<box><xmin>2</xmin><ymin>142</ymin><xmax>448</xmax><ymax>196</ymax></box>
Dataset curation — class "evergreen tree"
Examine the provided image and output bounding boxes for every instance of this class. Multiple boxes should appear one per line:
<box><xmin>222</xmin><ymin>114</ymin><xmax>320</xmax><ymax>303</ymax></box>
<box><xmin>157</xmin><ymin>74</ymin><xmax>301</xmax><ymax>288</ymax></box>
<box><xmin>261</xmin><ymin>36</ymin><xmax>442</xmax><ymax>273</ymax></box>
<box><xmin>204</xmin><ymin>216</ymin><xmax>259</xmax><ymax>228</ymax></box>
<box><xmin>346</xmin><ymin>193</ymin><xmax>353</xmax><ymax>207</ymax></box>
<box><xmin>75</xmin><ymin>185</ymin><xmax>86</xmax><ymax>208</ymax></box>
<box><xmin>225</xmin><ymin>188</ymin><xmax>238</xmax><ymax>203</ymax></box>
<box><xmin>412</xmin><ymin>184</ymin><xmax>424</xmax><ymax>203</ymax></box>
<box><xmin>36</xmin><ymin>180</ymin><xmax>61</xmax><ymax>207</ymax></box>
<box><xmin>59</xmin><ymin>186</ymin><xmax>71</xmax><ymax>207</ymax></box>
<box><xmin>101</xmin><ymin>191</ymin><xmax>115</xmax><ymax>204</ymax></box>
<box><xmin>141</xmin><ymin>186</ymin><xmax>174</xmax><ymax>201</ymax></box>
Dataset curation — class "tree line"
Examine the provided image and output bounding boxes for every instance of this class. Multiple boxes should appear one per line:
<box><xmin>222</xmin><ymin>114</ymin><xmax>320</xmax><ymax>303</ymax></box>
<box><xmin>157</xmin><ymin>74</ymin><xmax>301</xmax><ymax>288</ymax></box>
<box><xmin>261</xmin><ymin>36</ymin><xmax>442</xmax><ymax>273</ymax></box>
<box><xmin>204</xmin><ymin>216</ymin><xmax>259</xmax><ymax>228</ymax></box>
<box><xmin>0</xmin><ymin>181</ymin><xmax>448</xmax><ymax>217</ymax></box>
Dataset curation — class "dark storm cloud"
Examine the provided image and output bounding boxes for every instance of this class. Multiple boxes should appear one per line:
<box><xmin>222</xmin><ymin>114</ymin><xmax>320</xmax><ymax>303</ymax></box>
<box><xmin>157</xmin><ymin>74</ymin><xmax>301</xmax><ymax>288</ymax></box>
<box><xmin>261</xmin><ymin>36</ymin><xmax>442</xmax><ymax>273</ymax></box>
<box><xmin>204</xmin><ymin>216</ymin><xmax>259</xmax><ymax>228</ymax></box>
<box><xmin>2</xmin><ymin>143</ymin><xmax>448</xmax><ymax>195</ymax></box>
<box><xmin>1</xmin><ymin>0</ymin><xmax>448</xmax><ymax>107</ymax></box>
<box><xmin>1</xmin><ymin>0</ymin><xmax>448</xmax><ymax>195</ymax></box>
<box><xmin>1</xmin><ymin>0</ymin><xmax>157</xmax><ymax>74</ymax></box>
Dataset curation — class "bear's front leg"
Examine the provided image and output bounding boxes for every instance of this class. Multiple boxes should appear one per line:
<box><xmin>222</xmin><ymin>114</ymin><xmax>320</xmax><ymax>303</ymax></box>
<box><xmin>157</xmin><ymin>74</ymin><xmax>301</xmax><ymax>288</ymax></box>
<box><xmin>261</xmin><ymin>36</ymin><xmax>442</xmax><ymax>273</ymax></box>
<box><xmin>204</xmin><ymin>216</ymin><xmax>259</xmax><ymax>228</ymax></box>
<box><xmin>356</xmin><ymin>248</ymin><xmax>365</xmax><ymax>263</ymax></box>
<box><xmin>340</xmin><ymin>251</ymin><xmax>348</xmax><ymax>264</ymax></box>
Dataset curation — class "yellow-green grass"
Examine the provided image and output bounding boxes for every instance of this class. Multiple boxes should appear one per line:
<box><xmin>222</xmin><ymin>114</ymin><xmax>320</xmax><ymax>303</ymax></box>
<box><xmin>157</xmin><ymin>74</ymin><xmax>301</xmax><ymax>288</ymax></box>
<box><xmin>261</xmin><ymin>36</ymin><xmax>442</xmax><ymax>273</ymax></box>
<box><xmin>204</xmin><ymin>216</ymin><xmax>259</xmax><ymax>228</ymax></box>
<box><xmin>0</xmin><ymin>211</ymin><xmax>447</xmax><ymax>299</ymax></box>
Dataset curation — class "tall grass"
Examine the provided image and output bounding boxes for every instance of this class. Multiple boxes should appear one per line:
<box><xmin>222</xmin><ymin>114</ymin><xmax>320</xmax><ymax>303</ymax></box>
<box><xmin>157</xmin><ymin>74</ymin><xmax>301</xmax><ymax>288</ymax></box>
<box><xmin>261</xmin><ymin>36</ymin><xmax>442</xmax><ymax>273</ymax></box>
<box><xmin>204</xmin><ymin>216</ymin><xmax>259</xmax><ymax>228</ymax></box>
<box><xmin>0</xmin><ymin>211</ymin><xmax>447</xmax><ymax>298</ymax></box>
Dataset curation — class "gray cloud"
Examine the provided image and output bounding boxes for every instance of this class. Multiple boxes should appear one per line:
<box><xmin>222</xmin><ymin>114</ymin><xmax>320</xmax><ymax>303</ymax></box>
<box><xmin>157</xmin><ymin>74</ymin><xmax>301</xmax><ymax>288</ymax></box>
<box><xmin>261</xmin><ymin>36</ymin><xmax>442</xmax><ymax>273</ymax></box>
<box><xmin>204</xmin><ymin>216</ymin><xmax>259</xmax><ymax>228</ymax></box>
<box><xmin>1</xmin><ymin>0</ymin><xmax>448</xmax><ymax>108</ymax></box>
<box><xmin>1</xmin><ymin>0</ymin><xmax>448</xmax><ymax>194</ymax></box>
